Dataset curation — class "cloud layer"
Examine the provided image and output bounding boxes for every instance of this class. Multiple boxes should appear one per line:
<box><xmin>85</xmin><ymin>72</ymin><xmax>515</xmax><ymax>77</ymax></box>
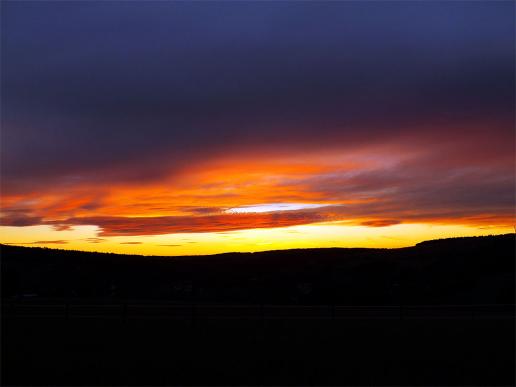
<box><xmin>1</xmin><ymin>2</ymin><xmax>514</xmax><ymax>238</ymax></box>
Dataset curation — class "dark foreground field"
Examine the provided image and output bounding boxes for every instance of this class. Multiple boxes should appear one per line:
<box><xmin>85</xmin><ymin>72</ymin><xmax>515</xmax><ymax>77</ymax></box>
<box><xmin>1</xmin><ymin>234</ymin><xmax>515</xmax><ymax>385</ymax></box>
<box><xmin>3</xmin><ymin>316</ymin><xmax>514</xmax><ymax>386</ymax></box>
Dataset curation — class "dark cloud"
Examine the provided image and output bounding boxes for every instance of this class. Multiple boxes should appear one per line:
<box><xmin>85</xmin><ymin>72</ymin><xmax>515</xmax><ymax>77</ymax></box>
<box><xmin>1</xmin><ymin>1</ymin><xmax>513</xmax><ymax>194</ymax></box>
<box><xmin>52</xmin><ymin>225</ymin><xmax>73</xmax><ymax>231</ymax></box>
<box><xmin>1</xmin><ymin>213</ymin><xmax>43</xmax><ymax>227</ymax></box>
<box><xmin>84</xmin><ymin>237</ymin><xmax>106</xmax><ymax>244</ymax></box>
<box><xmin>51</xmin><ymin>211</ymin><xmax>327</xmax><ymax>236</ymax></box>
<box><xmin>361</xmin><ymin>220</ymin><xmax>401</xmax><ymax>228</ymax></box>
<box><xmin>28</xmin><ymin>240</ymin><xmax>68</xmax><ymax>245</ymax></box>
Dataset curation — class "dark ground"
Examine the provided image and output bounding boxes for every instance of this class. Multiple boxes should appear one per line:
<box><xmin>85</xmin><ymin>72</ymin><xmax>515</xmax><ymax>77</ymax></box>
<box><xmin>2</xmin><ymin>316</ymin><xmax>514</xmax><ymax>385</ymax></box>
<box><xmin>1</xmin><ymin>234</ymin><xmax>515</xmax><ymax>385</ymax></box>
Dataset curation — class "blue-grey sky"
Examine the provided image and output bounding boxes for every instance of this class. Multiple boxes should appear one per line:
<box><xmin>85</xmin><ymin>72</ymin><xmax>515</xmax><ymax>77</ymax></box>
<box><xmin>1</xmin><ymin>1</ymin><xmax>514</xmax><ymax>240</ymax></box>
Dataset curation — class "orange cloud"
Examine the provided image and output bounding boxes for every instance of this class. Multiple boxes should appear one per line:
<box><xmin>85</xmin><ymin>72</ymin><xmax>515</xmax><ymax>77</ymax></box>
<box><xmin>51</xmin><ymin>210</ymin><xmax>327</xmax><ymax>236</ymax></box>
<box><xmin>361</xmin><ymin>219</ymin><xmax>401</xmax><ymax>227</ymax></box>
<box><xmin>1</xmin><ymin>142</ymin><xmax>513</xmax><ymax>238</ymax></box>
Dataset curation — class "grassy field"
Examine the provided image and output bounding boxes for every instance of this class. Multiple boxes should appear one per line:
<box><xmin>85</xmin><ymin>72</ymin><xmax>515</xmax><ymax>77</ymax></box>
<box><xmin>2</xmin><ymin>315</ymin><xmax>514</xmax><ymax>385</ymax></box>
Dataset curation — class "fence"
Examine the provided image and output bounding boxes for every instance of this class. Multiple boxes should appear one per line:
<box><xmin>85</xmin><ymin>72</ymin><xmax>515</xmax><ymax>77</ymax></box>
<box><xmin>2</xmin><ymin>302</ymin><xmax>514</xmax><ymax>320</ymax></box>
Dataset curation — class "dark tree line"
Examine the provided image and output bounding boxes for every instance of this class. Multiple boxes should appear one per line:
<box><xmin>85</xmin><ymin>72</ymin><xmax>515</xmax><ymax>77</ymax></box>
<box><xmin>2</xmin><ymin>234</ymin><xmax>514</xmax><ymax>305</ymax></box>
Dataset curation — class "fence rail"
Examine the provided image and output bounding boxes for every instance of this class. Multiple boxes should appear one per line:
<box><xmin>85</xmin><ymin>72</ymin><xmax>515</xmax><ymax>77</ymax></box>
<box><xmin>2</xmin><ymin>302</ymin><xmax>514</xmax><ymax>320</ymax></box>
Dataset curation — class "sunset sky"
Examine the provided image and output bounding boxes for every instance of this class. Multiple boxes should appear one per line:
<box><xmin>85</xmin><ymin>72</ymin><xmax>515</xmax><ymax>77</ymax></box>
<box><xmin>1</xmin><ymin>1</ymin><xmax>514</xmax><ymax>255</ymax></box>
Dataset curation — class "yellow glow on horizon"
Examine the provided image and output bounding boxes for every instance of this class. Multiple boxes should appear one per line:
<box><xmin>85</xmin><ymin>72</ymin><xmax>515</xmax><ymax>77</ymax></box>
<box><xmin>1</xmin><ymin>223</ymin><xmax>512</xmax><ymax>256</ymax></box>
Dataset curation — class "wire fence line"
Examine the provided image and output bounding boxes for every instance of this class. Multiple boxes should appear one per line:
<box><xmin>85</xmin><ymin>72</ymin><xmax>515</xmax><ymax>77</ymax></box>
<box><xmin>2</xmin><ymin>302</ymin><xmax>514</xmax><ymax>320</ymax></box>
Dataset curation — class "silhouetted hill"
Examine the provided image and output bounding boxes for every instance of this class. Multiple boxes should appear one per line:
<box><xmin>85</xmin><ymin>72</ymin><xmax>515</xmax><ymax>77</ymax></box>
<box><xmin>1</xmin><ymin>234</ymin><xmax>514</xmax><ymax>305</ymax></box>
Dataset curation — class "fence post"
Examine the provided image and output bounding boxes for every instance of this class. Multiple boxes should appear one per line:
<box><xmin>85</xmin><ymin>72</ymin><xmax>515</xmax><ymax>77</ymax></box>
<box><xmin>191</xmin><ymin>303</ymin><xmax>197</xmax><ymax>327</ymax></box>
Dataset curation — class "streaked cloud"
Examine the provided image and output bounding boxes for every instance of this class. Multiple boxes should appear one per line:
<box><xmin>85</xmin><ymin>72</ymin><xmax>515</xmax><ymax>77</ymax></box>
<box><xmin>27</xmin><ymin>240</ymin><xmax>69</xmax><ymax>245</ymax></box>
<box><xmin>226</xmin><ymin>203</ymin><xmax>329</xmax><ymax>214</ymax></box>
